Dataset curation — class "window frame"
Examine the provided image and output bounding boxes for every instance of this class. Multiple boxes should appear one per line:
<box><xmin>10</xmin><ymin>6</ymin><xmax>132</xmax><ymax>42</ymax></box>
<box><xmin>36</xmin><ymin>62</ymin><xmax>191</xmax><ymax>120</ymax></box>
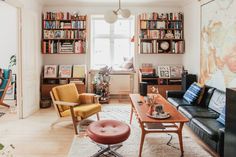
<box><xmin>90</xmin><ymin>15</ymin><xmax>134</xmax><ymax>69</ymax></box>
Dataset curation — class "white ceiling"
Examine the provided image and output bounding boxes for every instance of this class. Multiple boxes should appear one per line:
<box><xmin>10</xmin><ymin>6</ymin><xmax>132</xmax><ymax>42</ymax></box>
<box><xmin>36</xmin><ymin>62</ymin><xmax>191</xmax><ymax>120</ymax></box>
<box><xmin>40</xmin><ymin>0</ymin><xmax>191</xmax><ymax>7</ymax></box>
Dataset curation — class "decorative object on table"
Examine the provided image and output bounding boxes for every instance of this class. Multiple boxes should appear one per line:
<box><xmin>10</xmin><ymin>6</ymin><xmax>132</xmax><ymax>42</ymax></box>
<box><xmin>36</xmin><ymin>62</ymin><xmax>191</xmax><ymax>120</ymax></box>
<box><xmin>170</xmin><ymin>65</ymin><xmax>183</xmax><ymax>78</ymax></box>
<box><xmin>104</xmin><ymin>0</ymin><xmax>131</xmax><ymax>23</ymax></box>
<box><xmin>139</xmin><ymin>82</ymin><xmax>147</xmax><ymax>96</ymax></box>
<box><xmin>157</xmin><ymin>65</ymin><xmax>170</xmax><ymax>78</ymax></box>
<box><xmin>92</xmin><ymin>66</ymin><xmax>112</xmax><ymax>103</ymax></box>
<box><xmin>58</xmin><ymin>65</ymin><xmax>72</xmax><ymax>78</ymax></box>
<box><xmin>44</xmin><ymin>65</ymin><xmax>57</xmax><ymax>78</ymax></box>
<box><xmin>73</xmin><ymin>65</ymin><xmax>86</xmax><ymax>78</ymax></box>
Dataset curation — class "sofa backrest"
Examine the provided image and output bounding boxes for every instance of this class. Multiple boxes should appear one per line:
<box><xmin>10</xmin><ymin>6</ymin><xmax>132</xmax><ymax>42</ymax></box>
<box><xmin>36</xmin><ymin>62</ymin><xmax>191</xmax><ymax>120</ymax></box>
<box><xmin>198</xmin><ymin>85</ymin><xmax>215</xmax><ymax>107</ymax></box>
<box><xmin>208</xmin><ymin>89</ymin><xmax>226</xmax><ymax>114</ymax></box>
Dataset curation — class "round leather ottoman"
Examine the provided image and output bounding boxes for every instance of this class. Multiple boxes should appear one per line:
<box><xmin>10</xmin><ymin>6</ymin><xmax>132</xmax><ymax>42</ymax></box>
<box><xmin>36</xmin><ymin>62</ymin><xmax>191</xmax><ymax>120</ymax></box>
<box><xmin>87</xmin><ymin>120</ymin><xmax>130</xmax><ymax>145</ymax></box>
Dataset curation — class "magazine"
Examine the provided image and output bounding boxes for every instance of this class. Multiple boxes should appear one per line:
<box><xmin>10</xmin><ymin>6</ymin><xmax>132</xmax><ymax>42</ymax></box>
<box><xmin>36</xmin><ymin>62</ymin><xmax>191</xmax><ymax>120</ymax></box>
<box><xmin>59</xmin><ymin>65</ymin><xmax>72</xmax><ymax>78</ymax></box>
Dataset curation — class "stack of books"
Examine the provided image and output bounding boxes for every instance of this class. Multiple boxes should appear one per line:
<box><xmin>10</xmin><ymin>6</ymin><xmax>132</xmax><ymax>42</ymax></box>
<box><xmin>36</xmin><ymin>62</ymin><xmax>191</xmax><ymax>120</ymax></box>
<box><xmin>59</xmin><ymin>42</ymin><xmax>74</xmax><ymax>53</ymax></box>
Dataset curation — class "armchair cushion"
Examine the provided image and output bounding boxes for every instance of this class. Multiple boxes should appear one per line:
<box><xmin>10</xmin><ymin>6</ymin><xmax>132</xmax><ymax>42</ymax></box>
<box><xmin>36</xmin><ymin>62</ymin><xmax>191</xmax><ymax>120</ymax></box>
<box><xmin>52</xmin><ymin>83</ymin><xmax>79</xmax><ymax>111</ymax></box>
<box><xmin>61</xmin><ymin>103</ymin><xmax>101</xmax><ymax>118</ymax></box>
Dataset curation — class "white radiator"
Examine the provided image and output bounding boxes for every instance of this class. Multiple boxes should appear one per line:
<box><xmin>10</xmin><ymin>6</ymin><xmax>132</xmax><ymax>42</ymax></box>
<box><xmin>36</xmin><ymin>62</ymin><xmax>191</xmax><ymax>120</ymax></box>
<box><xmin>109</xmin><ymin>74</ymin><xmax>133</xmax><ymax>95</ymax></box>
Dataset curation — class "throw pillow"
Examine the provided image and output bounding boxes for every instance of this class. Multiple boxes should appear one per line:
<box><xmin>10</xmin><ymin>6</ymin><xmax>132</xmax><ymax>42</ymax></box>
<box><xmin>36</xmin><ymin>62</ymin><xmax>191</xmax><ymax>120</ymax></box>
<box><xmin>183</xmin><ymin>82</ymin><xmax>203</xmax><ymax>104</ymax></box>
<box><xmin>217</xmin><ymin>105</ymin><xmax>226</xmax><ymax>125</ymax></box>
<box><xmin>120</xmin><ymin>57</ymin><xmax>133</xmax><ymax>70</ymax></box>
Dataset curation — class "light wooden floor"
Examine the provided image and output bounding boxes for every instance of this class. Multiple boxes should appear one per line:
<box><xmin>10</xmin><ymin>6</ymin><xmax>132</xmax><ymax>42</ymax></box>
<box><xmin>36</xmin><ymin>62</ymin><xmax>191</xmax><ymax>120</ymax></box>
<box><xmin>0</xmin><ymin>99</ymin><xmax>217</xmax><ymax>157</ymax></box>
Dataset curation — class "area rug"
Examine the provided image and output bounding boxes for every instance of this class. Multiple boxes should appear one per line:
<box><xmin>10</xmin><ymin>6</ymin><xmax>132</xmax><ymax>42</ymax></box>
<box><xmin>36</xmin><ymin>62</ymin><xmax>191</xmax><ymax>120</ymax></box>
<box><xmin>69</xmin><ymin>105</ymin><xmax>212</xmax><ymax>157</ymax></box>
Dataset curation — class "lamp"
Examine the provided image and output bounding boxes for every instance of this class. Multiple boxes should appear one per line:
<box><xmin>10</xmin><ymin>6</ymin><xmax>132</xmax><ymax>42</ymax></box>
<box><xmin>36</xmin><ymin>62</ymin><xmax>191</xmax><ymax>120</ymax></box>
<box><xmin>104</xmin><ymin>0</ymin><xmax>131</xmax><ymax>24</ymax></box>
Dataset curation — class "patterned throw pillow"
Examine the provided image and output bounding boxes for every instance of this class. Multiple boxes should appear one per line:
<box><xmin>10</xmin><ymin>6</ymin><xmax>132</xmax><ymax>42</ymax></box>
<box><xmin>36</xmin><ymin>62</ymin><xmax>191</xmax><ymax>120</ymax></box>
<box><xmin>217</xmin><ymin>105</ymin><xmax>226</xmax><ymax>125</ymax></box>
<box><xmin>183</xmin><ymin>82</ymin><xmax>203</xmax><ymax>104</ymax></box>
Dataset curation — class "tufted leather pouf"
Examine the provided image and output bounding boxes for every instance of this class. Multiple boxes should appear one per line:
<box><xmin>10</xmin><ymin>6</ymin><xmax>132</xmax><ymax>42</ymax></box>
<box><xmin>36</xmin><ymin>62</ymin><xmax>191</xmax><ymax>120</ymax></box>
<box><xmin>87</xmin><ymin>120</ymin><xmax>130</xmax><ymax>145</ymax></box>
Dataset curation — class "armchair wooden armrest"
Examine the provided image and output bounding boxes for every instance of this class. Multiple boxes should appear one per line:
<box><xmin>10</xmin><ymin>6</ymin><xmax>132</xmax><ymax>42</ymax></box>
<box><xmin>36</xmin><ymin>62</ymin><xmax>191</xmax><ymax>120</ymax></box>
<box><xmin>54</xmin><ymin>101</ymin><xmax>79</xmax><ymax>107</ymax></box>
<box><xmin>79</xmin><ymin>93</ymin><xmax>99</xmax><ymax>104</ymax></box>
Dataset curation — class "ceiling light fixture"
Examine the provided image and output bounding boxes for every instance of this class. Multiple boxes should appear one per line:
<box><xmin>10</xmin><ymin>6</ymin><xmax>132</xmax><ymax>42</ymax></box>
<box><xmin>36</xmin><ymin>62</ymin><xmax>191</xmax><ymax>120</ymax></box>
<box><xmin>104</xmin><ymin>0</ymin><xmax>131</xmax><ymax>24</ymax></box>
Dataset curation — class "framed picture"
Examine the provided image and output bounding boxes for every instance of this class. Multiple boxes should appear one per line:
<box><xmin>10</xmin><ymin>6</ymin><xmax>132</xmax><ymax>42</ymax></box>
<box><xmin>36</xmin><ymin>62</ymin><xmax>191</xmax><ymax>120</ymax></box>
<box><xmin>59</xmin><ymin>65</ymin><xmax>72</xmax><ymax>78</ymax></box>
<box><xmin>5</xmin><ymin>74</ymin><xmax>16</xmax><ymax>100</ymax></box>
<box><xmin>170</xmin><ymin>65</ymin><xmax>183</xmax><ymax>78</ymax></box>
<box><xmin>44</xmin><ymin>65</ymin><xmax>57</xmax><ymax>78</ymax></box>
<box><xmin>158</xmin><ymin>65</ymin><xmax>170</xmax><ymax>78</ymax></box>
<box><xmin>73</xmin><ymin>65</ymin><xmax>86</xmax><ymax>78</ymax></box>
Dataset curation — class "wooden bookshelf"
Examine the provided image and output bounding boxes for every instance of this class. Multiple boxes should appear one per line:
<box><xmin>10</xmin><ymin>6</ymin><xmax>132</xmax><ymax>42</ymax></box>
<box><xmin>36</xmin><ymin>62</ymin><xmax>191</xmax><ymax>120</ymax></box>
<box><xmin>138</xmin><ymin>69</ymin><xmax>182</xmax><ymax>98</ymax></box>
<box><xmin>139</xmin><ymin>12</ymin><xmax>185</xmax><ymax>54</ymax></box>
<box><xmin>41</xmin><ymin>12</ymin><xmax>87</xmax><ymax>54</ymax></box>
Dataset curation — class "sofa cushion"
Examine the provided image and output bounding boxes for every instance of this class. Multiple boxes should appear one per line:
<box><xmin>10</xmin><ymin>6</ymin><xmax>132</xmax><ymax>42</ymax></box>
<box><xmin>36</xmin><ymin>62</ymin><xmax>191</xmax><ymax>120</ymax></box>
<box><xmin>198</xmin><ymin>86</ymin><xmax>215</xmax><ymax>107</ymax></box>
<box><xmin>208</xmin><ymin>89</ymin><xmax>225</xmax><ymax>114</ymax></box>
<box><xmin>179</xmin><ymin>106</ymin><xmax>220</xmax><ymax>119</ymax></box>
<box><xmin>183</xmin><ymin>82</ymin><xmax>203</xmax><ymax>103</ymax></box>
<box><xmin>192</xmin><ymin>118</ymin><xmax>225</xmax><ymax>141</ymax></box>
<box><xmin>167</xmin><ymin>97</ymin><xmax>191</xmax><ymax>109</ymax></box>
<box><xmin>217</xmin><ymin>105</ymin><xmax>226</xmax><ymax>125</ymax></box>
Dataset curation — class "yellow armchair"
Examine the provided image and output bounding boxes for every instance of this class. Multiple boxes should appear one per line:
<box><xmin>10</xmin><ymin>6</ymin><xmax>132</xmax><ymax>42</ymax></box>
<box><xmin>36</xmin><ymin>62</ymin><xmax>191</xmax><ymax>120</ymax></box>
<box><xmin>50</xmin><ymin>83</ymin><xmax>101</xmax><ymax>134</ymax></box>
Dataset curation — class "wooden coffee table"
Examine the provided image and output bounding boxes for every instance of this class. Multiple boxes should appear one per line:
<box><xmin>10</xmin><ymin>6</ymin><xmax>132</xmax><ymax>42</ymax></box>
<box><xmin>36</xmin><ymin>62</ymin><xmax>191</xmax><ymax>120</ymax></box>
<box><xmin>129</xmin><ymin>94</ymin><xmax>189</xmax><ymax>157</ymax></box>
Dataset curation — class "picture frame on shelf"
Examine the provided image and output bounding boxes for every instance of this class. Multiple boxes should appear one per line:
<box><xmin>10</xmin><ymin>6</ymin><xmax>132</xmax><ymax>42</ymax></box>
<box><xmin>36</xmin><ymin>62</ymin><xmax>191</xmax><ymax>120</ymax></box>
<box><xmin>59</xmin><ymin>65</ymin><xmax>72</xmax><ymax>78</ymax></box>
<box><xmin>158</xmin><ymin>65</ymin><xmax>170</xmax><ymax>78</ymax></box>
<box><xmin>73</xmin><ymin>65</ymin><xmax>86</xmax><ymax>78</ymax></box>
<box><xmin>44</xmin><ymin>65</ymin><xmax>58</xmax><ymax>78</ymax></box>
<box><xmin>170</xmin><ymin>65</ymin><xmax>183</xmax><ymax>78</ymax></box>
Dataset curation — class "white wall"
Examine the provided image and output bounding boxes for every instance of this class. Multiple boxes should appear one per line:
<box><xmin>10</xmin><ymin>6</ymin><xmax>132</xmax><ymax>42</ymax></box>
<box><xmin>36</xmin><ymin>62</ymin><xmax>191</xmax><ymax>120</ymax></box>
<box><xmin>0</xmin><ymin>2</ymin><xmax>17</xmax><ymax>73</ymax></box>
<box><xmin>43</xmin><ymin>5</ymin><xmax>184</xmax><ymax>93</ymax></box>
<box><xmin>183</xmin><ymin>0</ymin><xmax>200</xmax><ymax>77</ymax></box>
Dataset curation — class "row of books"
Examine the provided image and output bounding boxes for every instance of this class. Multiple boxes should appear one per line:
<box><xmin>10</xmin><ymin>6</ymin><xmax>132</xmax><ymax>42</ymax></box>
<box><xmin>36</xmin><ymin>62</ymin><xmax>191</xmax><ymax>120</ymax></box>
<box><xmin>140</xmin><ymin>21</ymin><xmax>182</xmax><ymax>29</ymax></box>
<box><xmin>171</xmin><ymin>41</ymin><xmax>184</xmax><ymax>54</ymax></box>
<box><xmin>140</xmin><ymin>30</ymin><xmax>183</xmax><ymax>39</ymax></box>
<box><xmin>44</xmin><ymin>64</ymin><xmax>86</xmax><ymax>78</ymax></box>
<box><xmin>140</xmin><ymin>41</ymin><xmax>159</xmax><ymax>54</ymax></box>
<box><xmin>167</xmin><ymin>22</ymin><xmax>182</xmax><ymax>29</ymax></box>
<box><xmin>140</xmin><ymin>41</ymin><xmax>184</xmax><ymax>54</ymax></box>
<box><xmin>43</xmin><ymin>21</ymin><xmax>86</xmax><ymax>29</ymax></box>
<box><xmin>43</xmin><ymin>12</ymin><xmax>86</xmax><ymax>20</ymax></box>
<box><xmin>140</xmin><ymin>21</ymin><xmax>166</xmax><ymax>29</ymax></box>
<box><xmin>42</xmin><ymin>41</ymin><xmax>85</xmax><ymax>54</ymax></box>
<box><xmin>139</xmin><ymin>12</ymin><xmax>183</xmax><ymax>21</ymax></box>
<box><xmin>43</xmin><ymin>30</ymin><xmax>86</xmax><ymax>39</ymax></box>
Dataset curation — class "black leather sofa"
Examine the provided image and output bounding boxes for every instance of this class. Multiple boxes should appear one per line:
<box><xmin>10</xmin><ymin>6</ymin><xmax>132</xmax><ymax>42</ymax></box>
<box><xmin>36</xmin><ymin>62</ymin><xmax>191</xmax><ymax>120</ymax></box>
<box><xmin>167</xmin><ymin>85</ymin><xmax>225</xmax><ymax>157</ymax></box>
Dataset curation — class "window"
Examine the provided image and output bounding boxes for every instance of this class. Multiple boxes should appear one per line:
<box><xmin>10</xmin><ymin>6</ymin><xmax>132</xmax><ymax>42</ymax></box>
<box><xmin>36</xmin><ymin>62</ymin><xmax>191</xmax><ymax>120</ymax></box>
<box><xmin>91</xmin><ymin>16</ymin><xmax>134</xmax><ymax>69</ymax></box>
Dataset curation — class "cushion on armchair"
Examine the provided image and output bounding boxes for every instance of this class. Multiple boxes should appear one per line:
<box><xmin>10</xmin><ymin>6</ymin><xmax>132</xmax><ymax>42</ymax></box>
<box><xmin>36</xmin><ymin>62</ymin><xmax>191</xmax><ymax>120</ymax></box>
<box><xmin>183</xmin><ymin>82</ymin><xmax>203</xmax><ymax>104</ymax></box>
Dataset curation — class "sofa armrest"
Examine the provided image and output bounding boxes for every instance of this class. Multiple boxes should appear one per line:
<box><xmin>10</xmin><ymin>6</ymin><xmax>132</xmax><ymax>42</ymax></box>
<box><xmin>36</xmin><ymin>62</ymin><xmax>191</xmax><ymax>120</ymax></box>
<box><xmin>218</xmin><ymin>128</ymin><xmax>225</xmax><ymax>157</ymax></box>
<box><xmin>166</xmin><ymin>90</ymin><xmax>185</xmax><ymax>98</ymax></box>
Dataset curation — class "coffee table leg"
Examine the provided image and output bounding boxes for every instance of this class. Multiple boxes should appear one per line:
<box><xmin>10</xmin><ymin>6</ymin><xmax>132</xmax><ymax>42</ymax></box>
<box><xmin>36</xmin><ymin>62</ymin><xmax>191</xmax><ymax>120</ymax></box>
<box><xmin>177</xmin><ymin>122</ymin><xmax>184</xmax><ymax>155</ymax></box>
<box><xmin>130</xmin><ymin>107</ymin><xmax>133</xmax><ymax>124</ymax></box>
<box><xmin>139</xmin><ymin>131</ymin><xmax>146</xmax><ymax>157</ymax></box>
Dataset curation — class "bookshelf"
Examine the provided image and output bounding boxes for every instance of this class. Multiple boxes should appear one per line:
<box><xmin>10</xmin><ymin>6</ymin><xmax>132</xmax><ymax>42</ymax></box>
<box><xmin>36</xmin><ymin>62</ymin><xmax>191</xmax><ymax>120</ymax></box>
<box><xmin>42</xmin><ymin>12</ymin><xmax>87</xmax><ymax>54</ymax></box>
<box><xmin>138</xmin><ymin>69</ymin><xmax>182</xmax><ymax>98</ymax></box>
<box><xmin>139</xmin><ymin>12</ymin><xmax>185</xmax><ymax>54</ymax></box>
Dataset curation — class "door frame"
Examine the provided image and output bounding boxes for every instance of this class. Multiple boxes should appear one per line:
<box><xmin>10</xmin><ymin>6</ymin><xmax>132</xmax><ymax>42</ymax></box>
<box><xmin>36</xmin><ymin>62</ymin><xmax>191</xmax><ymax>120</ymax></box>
<box><xmin>4</xmin><ymin>0</ymin><xmax>23</xmax><ymax>119</ymax></box>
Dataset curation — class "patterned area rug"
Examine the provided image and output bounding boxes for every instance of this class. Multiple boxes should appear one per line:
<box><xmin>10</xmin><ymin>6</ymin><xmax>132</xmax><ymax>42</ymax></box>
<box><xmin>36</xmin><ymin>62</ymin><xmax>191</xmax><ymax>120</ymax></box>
<box><xmin>69</xmin><ymin>105</ymin><xmax>212</xmax><ymax>157</ymax></box>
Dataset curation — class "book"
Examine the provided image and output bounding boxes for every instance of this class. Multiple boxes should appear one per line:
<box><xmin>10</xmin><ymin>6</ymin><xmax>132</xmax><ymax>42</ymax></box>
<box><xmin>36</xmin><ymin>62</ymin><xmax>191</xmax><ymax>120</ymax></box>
<box><xmin>59</xmin><ymin>65</ymin><xmax>72</xmax><ymax>78</ymax></box>
<box><xmin>73</xmin><ymin>65</ymin><xmax>86</xmax><ymax>78</ymax></box>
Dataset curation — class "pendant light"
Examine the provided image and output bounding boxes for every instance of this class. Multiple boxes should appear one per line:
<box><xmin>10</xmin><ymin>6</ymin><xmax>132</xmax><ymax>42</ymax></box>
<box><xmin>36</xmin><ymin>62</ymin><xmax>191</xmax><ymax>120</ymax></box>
<box><xmin>104</xmin><ymin>0</ymin><xmax>131</xmax><ymax>24</ymax></box>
